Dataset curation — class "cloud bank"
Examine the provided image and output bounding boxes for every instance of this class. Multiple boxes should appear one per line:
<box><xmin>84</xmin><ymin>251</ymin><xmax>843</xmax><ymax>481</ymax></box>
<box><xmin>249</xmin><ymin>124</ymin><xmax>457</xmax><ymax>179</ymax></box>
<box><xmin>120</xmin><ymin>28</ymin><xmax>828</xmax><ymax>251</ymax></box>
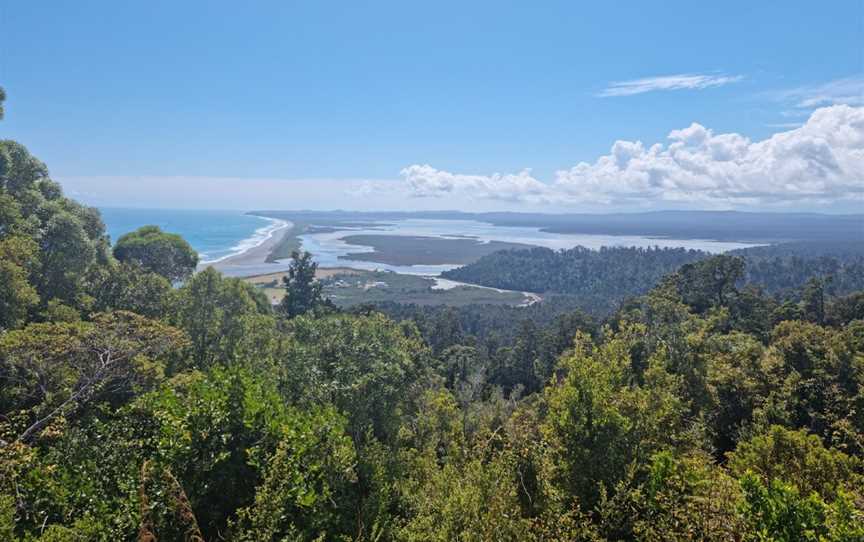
<box><xmin>598</xmin><ymin>73</ymin><xmax>743</xmax><ymax>97</ymax></box>
<box><xmin>401</xmin><ymin>105</ymin><xmax>864</xmax><ymax>208</ymax></box>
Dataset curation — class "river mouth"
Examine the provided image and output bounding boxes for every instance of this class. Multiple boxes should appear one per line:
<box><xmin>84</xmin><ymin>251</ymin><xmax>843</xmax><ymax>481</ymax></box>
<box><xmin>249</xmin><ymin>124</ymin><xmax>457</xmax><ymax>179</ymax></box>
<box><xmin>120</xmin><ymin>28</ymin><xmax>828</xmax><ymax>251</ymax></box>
<box><xmin>294</xmin><ymin>218</ymin><xmax>763</xmax><ymax>275</ymax></box>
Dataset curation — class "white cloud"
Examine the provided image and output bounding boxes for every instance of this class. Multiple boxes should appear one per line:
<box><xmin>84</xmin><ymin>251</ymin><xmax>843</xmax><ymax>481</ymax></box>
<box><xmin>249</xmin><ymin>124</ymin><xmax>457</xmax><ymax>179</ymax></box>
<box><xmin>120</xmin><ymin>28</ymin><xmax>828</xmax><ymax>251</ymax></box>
<box><xmin>400</xmin><ymin>105</ymin><xmax>864</xmax><ymax>208</ymax></box>
<box><xmin>598</xmin><ymin>73</ymin><xmax>743</xmax><ymax>97</ymax></box>
<box><xmin>775</xmin><ymin>76</ymin><xmax>864</xmax><ymax>109</ymax></box>
<box><xmin>400</xmin><ymin>165</ymin><xmax>548</xmax><ymax>203</ymax></box>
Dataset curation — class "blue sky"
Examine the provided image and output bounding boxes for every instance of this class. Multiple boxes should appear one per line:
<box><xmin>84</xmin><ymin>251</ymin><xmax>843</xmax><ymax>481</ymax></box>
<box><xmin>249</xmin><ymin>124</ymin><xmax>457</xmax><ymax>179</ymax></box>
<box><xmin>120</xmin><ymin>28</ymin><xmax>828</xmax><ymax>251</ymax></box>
<box><xmin>1</xmin><ymin>1</ymin><xmax>862</xmax><ymax>211</ymax></box>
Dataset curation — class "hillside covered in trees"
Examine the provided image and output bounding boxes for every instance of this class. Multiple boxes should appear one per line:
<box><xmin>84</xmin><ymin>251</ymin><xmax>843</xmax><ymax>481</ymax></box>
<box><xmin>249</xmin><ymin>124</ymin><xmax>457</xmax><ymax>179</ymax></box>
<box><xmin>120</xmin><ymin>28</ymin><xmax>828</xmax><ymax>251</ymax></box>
<box><xmin>442</xmin><ymin>244</ymin><xmax>864</xmax><ymax>314</ymax></box>
<box><xmin>2</xmin><ymin>133</ymin><xmax>864</xmax><ymax>540</ymax></box>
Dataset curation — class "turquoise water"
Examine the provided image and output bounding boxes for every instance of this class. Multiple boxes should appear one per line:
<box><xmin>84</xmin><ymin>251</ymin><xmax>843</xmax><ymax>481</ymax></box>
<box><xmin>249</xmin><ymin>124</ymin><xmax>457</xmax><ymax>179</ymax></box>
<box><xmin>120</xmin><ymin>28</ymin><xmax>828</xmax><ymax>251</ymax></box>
<box><xmin>99</xmin><ymin>208</ymin><xmax>277</xmax><ymax>263</ymax></box>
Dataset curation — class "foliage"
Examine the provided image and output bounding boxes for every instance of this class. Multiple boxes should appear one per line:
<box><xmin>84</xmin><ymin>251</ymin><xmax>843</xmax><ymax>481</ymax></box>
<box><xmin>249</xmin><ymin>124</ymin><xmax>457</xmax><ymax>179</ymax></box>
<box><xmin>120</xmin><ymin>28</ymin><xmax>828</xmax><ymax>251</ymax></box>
<box><xmin>169</xmin><ymin>267</ymin><xmax>275</xmax><ymax>370</ymax></box>
<box><xmin>443</xmin><ymin>245</ymin><xmax>708</xmax><ymax>313</ymax></box>
<box><xmin>279</xmin><ymin>313</ymin><xmax>428</xmax><ymax>442</ymax></box>
<box><xmin>728</xmin><ymin>425</ymin><xmax>862</xmax><ymax>500</ymax></box>
<box><xmin>113</xmin><ymin>225</ymin><xmax>199</xmax><ymax>283</ymax></box>
<box><xmin>542</xmin><ymin>327</ymin><xmax>690</xmax><ymax>508</ymax></box>
<box><xmin>0</xmin><ymin>235</ymin><xmax>39</xmax><ymax>330</ymax></box>
<box><xmin>0</xmin><ymin>139</ymin><xmax>110</xmax><ymax>319</ymax></box>
<box><xmin>738</xmin><ymin>473</ymin><xmax>864</xmax><ymax>542</ymax></box>
<box><xmin>0</xmin><ymin>311</ymin><xmax>186</xmax><ymax>445</ymax></box>
<box><xmin>443</xmin><ymin>245</ymin><xmax>864</xmax><ymax>316</ymax></box>
<box><xmin>278</xmin><ymin>250</ymin><xmax>327</xmax><ymax>318</ymax></box>
<box><xmin>135</xmin><ymin>365</ymin><xmax>356</xmax><ymax>540</ymax></box>
<box><xmin>87</xmin><ymin>262</ymin><xmax>172</xmax><ymax>318</ymax></box>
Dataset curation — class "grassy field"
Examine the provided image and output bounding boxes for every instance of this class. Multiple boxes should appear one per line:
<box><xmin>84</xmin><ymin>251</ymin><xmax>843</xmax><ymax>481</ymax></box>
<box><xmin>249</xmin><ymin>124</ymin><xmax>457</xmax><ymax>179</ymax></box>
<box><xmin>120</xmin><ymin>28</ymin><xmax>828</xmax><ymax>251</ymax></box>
<box><xmin>246</xmin><ymin>268</ymin><xmax>526</xmax><ymax>307</ymax></box>
<box><xmin>339</xmin><ymin>235</ymin><xmax>536</xmax><ymax>265</ymax></box>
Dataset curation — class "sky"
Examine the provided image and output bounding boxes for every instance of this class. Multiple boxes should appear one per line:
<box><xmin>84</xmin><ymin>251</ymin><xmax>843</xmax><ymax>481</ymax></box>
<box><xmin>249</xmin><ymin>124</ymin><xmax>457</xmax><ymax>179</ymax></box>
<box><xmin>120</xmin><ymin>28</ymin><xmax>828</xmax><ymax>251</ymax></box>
<box><xmin>1</xmin><ymin>1</ymin><xmax>862</xmax><ymax>212</ymax></box>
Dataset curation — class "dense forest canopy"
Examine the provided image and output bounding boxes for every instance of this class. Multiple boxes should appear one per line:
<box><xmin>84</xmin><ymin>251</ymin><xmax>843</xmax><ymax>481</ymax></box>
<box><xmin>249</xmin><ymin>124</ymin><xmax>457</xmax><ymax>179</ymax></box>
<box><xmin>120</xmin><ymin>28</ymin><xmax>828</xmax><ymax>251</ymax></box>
<box><xmin>1</xmin><ymin>133</ymin><xmax>863</xmax><ymax>540</ymax></box>
<box><xmin>442</xmin><ymin>244</ymin><xmax>864</xmax><ymax>315</ymax></box>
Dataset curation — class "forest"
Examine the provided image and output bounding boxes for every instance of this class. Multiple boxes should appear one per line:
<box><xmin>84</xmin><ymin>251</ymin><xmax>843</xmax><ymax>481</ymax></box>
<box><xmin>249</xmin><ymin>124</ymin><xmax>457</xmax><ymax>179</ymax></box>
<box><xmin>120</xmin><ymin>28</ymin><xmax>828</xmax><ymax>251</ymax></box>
<box><xmin>442</xmin><ymin>245</ymin><xmax>864</xmax><ymax>314</ymax></box>
<box><xmin>1</xmin><ymin>135</ymin><xmax>864</xmax><ymax>541</ymax></box>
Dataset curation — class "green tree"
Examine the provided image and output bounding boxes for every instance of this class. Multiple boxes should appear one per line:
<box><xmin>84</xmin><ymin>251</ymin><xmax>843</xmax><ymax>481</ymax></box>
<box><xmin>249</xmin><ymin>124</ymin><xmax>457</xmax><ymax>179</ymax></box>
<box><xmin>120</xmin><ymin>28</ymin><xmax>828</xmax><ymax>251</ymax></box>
<box><xmin>728</xmin><ymin>426</ymin><xmax>862</xmax><ymax>501</ymax></box>
<box><xmin>231</xmin><ymin>406</ymin><xmax>356</xmax><ymax>540</ymax></box>
<box><xmin>137</xmin><ymin>366</ymin><xmax>356</xmax><ymax>540</ymax></box>
<box><xmin>113</xmin><ymin>225</ymin><xmax>198</xmax><ymax>282</ymax></box>
<box><xmin>541</xmin><ymin>328</ymin><xmax>689</xmax><ymax>508</ymax></box>
<box><xmin>170</xmin><ymin>267</ymin><xmax>275</xmax><ymax>370</ymax></box>
<box><xmin>35</xmin><ymin>205</ymin><xmax>98</xmax><ymax>308</ymax></box>
<box><xmin>704</xmin><ymin>332</ymin><xmax>767</xmax><ymax>455</ymax></box>
<box><xmin>594</xmin><ymin>451</ymin><xmax>744</xmax><ymax>541</ymax></box>
<box><xmin>0</xmin><ymin>235</ymin><xmax>39</xmax><ymax>330</ymax></box>
<box><xmin>0</xmin><ymin>86</ymin><xmax>5</xmax><ymax>120</ymax></box>
<box><xmin>397</xmin><ymin>451</ymin><xmax>533</xmax><ymax>542</ymax></box>
<box><xmin>0</xmin><ymin>311</ymin><xmax>186</xmax><ymax>445</ymax></box>
<box><xmin>86</xmin><ymin>261</ymin><xmax>172</xmax><ymax>318</ymax></box>
<box><xmin>278</xmin><ymin>250</ymin><xmax>325</xmax><ymax>318</ymax></box>
<box><xmin>763</xmin><ymin>321</ymin><xmax>863</xmax><ymax>452</ymax></box>
<box><xmin>826</xmin><ymin>291</ymin><xmax>864</xmax><ymax>326</ymax></box>
<box><xmin>801</xmin><ymin>277</ymin><xmax>828</xmax><ymax>324</ymax></box>
<box><xmin>281</xmin><ymin>313</ymin><xmax>428</xmax><ymax>442</ymax></box>
<box><xmin>676</xmin><ymin>254</ymin><xmax>745</xmax><ymax>313</ymax></box>
<box><xmin>738</xmin><ymin>474</ymin><xmax>829</xmax><ymax>542</ymax></box>
<box><xmin>0</xmin><ymin>141</ymin><xmax>110</xmax><ymax>312</ymax></box>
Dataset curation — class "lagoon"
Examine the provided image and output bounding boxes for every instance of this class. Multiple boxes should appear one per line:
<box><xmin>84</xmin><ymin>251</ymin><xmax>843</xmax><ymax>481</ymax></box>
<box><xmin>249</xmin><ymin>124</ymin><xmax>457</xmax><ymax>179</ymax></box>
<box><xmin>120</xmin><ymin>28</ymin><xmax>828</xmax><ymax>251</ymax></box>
<box><xmin>296</xmin><ymin>218</ymin><xmax>763</xmax><ymax>275</ymax></box>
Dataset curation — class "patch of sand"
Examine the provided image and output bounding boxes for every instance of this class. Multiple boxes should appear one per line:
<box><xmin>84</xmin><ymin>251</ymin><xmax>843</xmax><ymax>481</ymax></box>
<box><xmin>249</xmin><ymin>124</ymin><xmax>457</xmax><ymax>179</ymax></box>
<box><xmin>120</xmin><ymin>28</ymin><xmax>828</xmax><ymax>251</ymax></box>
<box><xmin>201</xmin><ymin>220</ymin><xmax>292</xmax><ymax>270</ymax></box>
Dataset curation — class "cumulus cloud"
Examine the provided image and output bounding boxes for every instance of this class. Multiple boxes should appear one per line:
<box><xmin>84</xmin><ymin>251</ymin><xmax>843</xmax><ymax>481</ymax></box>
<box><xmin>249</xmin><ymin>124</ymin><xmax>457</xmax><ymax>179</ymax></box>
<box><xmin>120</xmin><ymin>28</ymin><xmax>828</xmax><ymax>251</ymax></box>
<box><xmin>598</xmin><ymin>73</ymin><xmax>743</xmax><ymax>97</ymax></box>
<box><xmin>401</xmin><ymin>165</ymin><xmax>548</xmax><ymax>203</ymax></box>
<box><xmin>400</xmin><ymin>105</ymin><xmax>864</xmax><ymax>208</ymax></box>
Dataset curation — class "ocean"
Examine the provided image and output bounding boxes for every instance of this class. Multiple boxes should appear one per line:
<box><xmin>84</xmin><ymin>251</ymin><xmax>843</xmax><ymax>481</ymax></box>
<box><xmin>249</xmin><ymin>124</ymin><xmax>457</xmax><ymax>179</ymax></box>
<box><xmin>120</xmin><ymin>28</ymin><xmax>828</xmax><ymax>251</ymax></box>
<box><xmin>99</xmin><ymin>208</ymin><xmax>280</xmax><ymax>263</ymax></box>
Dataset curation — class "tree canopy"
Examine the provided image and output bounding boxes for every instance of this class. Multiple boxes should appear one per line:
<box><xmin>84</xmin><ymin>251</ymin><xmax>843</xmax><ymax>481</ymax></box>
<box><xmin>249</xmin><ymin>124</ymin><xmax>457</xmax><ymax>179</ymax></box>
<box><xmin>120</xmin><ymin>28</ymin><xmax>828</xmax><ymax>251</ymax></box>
<box><xmin>113</xmin><ymin>225</ymin><xmax>199</xmax><ymax>282</ymax></box>
<box><xmin>278</xmin><ymin>250</ymin><xmax>327</xmax><ymax>318</ymax></box>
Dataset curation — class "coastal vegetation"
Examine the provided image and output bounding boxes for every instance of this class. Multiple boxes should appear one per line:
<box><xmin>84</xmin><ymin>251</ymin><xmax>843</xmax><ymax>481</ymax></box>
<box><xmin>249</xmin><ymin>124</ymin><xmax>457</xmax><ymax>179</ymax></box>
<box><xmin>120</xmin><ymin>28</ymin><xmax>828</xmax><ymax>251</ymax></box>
<box><xmin>443</xmin><ymin>244</ymin><xmax>864</xmax><ymax>315</ymax></box>
<box><xmin>114</xmin><ymin>225</ymin><xmax>199</xmax><ymax>282</ymax></box>
<box><xmin>1</xmin><ymin>137</ymin><xmax>863</xmax><ymax>540</ymax></box>
<box><xmin>339</xmin><ymin>235</ymin><xmax>535</xmax><ymax>265</ymax></box>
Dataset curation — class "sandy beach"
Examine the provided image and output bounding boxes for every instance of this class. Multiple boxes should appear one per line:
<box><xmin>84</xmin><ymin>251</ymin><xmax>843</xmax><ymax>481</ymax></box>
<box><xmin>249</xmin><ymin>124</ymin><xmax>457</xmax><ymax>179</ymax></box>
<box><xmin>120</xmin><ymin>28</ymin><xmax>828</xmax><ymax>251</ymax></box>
<box><xmin>200</xmin><ymin>220</ymin><xmax>293</xmax><ymax>273</ymax></box>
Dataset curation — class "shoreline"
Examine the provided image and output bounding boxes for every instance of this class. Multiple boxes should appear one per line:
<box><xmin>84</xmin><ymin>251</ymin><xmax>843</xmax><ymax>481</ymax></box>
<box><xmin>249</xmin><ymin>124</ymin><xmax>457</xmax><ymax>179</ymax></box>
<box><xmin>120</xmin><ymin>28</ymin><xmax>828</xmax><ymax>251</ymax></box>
<box><xmin>200</xmin><ymin>219</ymin><xmax>293</xmax><ymax>270</ymax></box>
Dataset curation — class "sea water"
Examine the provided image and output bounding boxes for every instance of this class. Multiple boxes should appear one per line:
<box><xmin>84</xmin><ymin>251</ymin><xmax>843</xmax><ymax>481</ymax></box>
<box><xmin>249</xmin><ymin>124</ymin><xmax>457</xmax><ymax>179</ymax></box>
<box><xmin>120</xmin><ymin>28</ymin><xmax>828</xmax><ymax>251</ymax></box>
<box><xmin>99</xmin><ymin>208</ymin><xmax>279</xmax><ymax>263</ymax></box>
